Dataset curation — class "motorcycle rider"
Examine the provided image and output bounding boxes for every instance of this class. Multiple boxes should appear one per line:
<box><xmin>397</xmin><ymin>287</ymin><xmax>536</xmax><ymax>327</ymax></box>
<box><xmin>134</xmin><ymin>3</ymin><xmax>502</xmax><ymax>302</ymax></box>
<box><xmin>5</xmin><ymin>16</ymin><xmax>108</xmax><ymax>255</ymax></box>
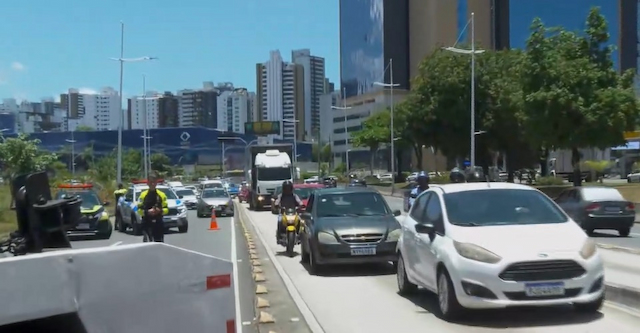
<box><xmin>274</xmin><ymin>180</ymin><xmax>303</xmax><ymax>242</ymax></box>
<box><xmin>408</xmin><ymin>171</ymin><xmax>430</xmax><ymax>209</ymax></box>
<box><xmin>137</xmin><ymin>174</ymin><xmax>169</xmax><ymax>242</ymax></box>
<box><xmin>450</xmin><ymin>167</ymin><xmax>467</xmax><ymax>183</ymax></box>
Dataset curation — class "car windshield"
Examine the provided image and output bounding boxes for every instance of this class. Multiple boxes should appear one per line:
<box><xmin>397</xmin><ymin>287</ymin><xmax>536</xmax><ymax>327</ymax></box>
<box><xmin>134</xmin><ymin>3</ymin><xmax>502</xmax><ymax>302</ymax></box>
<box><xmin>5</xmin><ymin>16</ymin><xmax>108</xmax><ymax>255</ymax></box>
<box><xmin>294</xmin><ymin>187</ymin><xmax>315</xmax><ymax>199</ymax></box>
<box><xmin>443</xmin><ymin>189</ymin><xmax>568</xmax><ymax>226</ymax></box>
<box><xmin>258</xmin><ymin>167</ymin><xmax>291</xmax><ymax>181</ymax></box>
<box><xmin>203</xmin><ymin>182</ymin><xmax>223</xmax><ymax>189</ymax></box>
<box><xmin>316</xmin><ymin>192</ymin><xmax>390</xmax><ymax>217</ymax></box>
<box><xmin>175</xmin><ymin>189</ymin><xmax>195</xmax><ymax>197</ymax></box>
<box><xmin>202</xmin><ymin>190</ymin><xmax>228</xmax><ymax>198</ymax></box>
<box><xmin>58</xmin><ymin>191</ymin><xmax>102</xmax><ymax>209</ymax></box>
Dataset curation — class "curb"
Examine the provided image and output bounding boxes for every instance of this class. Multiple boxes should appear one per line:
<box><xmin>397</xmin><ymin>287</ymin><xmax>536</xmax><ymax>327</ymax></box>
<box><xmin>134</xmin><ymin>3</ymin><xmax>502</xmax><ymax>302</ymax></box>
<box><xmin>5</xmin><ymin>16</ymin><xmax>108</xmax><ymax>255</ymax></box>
<box><xmin>606</xmin><ymin>283</ymin><xmax>640</xmax><ymax>310</ymax></box>
<box><xmin>597</xmin><ymin>243</ymin><xmax>640</xmax><ymax>255</ymax></box>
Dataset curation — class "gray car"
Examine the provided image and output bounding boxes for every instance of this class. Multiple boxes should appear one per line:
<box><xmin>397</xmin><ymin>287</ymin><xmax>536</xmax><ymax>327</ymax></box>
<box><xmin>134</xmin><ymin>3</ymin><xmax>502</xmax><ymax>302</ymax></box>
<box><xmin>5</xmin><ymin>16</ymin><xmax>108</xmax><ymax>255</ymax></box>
<box><xmin>196</xmin><ymin>188</ymin><xmax>234</xmax><ymax>217</ymax></box>
<box><xmin>174</xmin><ymin>188</ymin><xmax>198</xmax><ymax>210</ymax></box>
<box><xmin>299</xmin><ymin>187</ymin><xmax>402</xmax><ymax>275</ymax></box>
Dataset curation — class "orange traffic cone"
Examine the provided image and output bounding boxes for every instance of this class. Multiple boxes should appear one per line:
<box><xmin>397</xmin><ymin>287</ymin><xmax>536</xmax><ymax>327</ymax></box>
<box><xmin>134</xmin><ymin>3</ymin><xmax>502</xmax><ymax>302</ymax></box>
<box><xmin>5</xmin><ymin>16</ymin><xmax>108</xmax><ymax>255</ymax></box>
<box><xmin>208</xmin><ymin>210</ymin><xmax>220</xmax><ymax>230</ymax></box>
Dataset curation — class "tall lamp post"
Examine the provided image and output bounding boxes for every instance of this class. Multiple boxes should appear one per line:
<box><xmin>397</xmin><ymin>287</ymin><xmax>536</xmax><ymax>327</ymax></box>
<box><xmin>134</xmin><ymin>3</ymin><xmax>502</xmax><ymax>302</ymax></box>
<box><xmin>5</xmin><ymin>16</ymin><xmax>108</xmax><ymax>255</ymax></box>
<box><xmin>331</xmin><ymin>87</ymin><xmax>352</xmax><ymax>173</ymax></box>
<box><xmin>282</xmin><ymin>118</ymin><xmax>300</xmax><ymax>170</ymax></box>
<box><xmin>374</xmin><ymin>58</ymin><xmax>400</xmax><ymax>187</ymax></box>
<box><xmin>110</xmin><ymin>21</ymin><xmax>158</xmax><ymax>184</ymax></box>
<box><xmin>66</xmin><ymin>130</ymin><xmax>77</xmax><ymax>177</ymax></box>
<box><xmin>443</xmin><ymin>12</ymin><xmax>485</xmax><ymax>167</ymax></box>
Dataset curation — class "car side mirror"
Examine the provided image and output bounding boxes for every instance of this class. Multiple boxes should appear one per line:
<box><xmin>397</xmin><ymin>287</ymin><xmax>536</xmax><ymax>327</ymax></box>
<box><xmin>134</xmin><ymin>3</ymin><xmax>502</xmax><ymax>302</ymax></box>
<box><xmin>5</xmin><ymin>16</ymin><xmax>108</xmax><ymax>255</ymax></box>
<box><xmin>410</xmin><ymin>193</ymin><xmax>417</xmax><ymax>199</ymax></box>
<box><xmin>178</xmin><ymin>195</ymin><xmax>184</xmax><ymax>199</ymax></box>
<box><xmin>103</xmin><ymin>201</ymin><xmax>110</xmax><ymax>206</ymax></box>
<box><xmin>415</xmin><ymin>223</ymin><xmax>435</xmax><ymax>234</ymax></box>
<box><xmin>393</xmin><ymin>210</ymin><xmax>401</xmax><ymax>216</ymax></box>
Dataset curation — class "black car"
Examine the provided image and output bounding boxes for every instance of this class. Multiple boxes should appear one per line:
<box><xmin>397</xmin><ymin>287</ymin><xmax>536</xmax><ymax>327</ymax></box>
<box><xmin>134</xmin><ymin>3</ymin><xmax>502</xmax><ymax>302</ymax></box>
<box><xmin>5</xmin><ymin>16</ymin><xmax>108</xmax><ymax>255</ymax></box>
<box><xmin>348</xmin><ymin>179</ymin><xmax>367</xmax><ymax>187</ymax></box>
<box><xmin>322</xmin><ymin>177</ymin><xmax>337</xmax><ymax>188</ymax></box>
<box><xmin>299</xmin><ymin>187</ymin><xmax>402</xmax><ymax>275</ymax></box>
<box><xmin>554</xmin><ymin>186</ymin><xmax>636</xmax><ymax>236</ymax></box>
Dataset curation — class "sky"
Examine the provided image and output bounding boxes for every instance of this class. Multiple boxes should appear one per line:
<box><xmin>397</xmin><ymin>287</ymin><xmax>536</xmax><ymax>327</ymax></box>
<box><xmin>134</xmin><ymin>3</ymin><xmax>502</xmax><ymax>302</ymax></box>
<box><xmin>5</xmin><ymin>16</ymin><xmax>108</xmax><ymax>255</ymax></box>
<box><xmin>0</xmin><ymin>0</ymin><xmax>339</xmax><ymax>102</ymax></box>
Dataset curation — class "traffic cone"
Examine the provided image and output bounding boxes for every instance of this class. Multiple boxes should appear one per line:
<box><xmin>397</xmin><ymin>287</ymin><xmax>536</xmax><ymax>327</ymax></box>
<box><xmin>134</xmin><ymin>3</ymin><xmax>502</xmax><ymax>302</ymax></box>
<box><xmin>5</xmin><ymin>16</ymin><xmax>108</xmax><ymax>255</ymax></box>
<box><xmin>208</xmin><ymin>210</ymin><xmax>220</xmax><ymax>230</ymax></box>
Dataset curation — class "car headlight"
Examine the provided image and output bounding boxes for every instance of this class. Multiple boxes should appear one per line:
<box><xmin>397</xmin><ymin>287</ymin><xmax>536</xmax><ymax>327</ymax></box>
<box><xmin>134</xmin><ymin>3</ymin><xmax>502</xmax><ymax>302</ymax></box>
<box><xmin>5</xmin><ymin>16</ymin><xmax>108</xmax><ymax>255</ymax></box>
<box><xmin>258</xmin><ymin>196</ymin><xmax>264</xmax><ymax>201</ymax></box>
<box><xmin>580</xmin><ymin>238</ymin><xmax>597</xmax><ymax>259</ymax></box>
<box><xmin>453</xmin><ymin>241</ymin><xmax>502</xmax><ymax>264</ymax></box>
<box><xmin>97</xmin><ymin>211</ymin><xmax>109</xmax><ymax>220</ymax></box>
<box><xmin>317</xmin><ymin>232</ymin><xmax>339</xmax><ymax>244</ymax></box>
<box><xmin>386</xmin><ymin>229</ymin><xmax>401</xmax><ymax>242</ymax></box>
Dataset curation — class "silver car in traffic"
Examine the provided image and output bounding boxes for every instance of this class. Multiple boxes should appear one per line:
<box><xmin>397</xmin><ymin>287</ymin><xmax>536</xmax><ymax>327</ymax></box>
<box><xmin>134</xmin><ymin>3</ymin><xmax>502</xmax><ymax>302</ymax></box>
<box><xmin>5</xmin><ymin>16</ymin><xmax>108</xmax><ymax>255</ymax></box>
<box><xmin>196</xmin><ymin>188</ymin><xmax>234</xmax><ymax>217</ymax></box>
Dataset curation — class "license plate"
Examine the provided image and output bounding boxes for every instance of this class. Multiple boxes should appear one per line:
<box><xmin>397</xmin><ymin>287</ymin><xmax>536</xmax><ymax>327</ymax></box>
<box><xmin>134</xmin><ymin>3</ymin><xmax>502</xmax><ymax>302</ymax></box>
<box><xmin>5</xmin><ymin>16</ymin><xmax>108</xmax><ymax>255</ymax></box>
<box><xmin>605</xmin><ymin>207</ymin><xmax>620</xmax><ymax>213</ymax></box>
<box><xmin>76</xmin><ymin>224</ymin><xmax>91</xmax><ymax>230</ymax></box>
<box><xmin>350</xmin><ymin>247</ymin><xmax>376</xmax><ymax>256</ymax></box>
<box><xmin>524</xmin><ymin>282</ymin><xmax>565</xmax><ymax>297</ymax></box>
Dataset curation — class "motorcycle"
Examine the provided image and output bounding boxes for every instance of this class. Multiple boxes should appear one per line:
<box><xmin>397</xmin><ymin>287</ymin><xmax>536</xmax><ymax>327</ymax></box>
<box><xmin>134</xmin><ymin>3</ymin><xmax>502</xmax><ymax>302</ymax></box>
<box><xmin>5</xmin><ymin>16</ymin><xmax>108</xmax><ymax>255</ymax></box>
<box><xmin>278</xmin><ymin>207</ymin><xmax>302</xmax><ymax>257</ymax></box>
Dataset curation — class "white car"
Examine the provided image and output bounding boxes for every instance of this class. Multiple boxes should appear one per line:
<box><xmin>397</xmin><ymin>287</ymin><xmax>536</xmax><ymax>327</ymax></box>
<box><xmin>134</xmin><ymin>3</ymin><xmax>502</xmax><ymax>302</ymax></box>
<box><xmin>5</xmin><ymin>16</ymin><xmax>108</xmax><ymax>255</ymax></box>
<box><xmin>396</xmin><ymin>182</ymin><xmax>604</xmax><ymax>320</ymax></box>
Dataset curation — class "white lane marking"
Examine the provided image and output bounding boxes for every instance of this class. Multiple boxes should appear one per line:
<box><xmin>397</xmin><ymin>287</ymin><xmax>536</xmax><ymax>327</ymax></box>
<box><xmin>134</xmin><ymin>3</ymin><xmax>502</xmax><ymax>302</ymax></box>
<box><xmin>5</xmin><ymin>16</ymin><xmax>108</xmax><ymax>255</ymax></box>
<box><xmin>110</xmin><ymin>241</ymin><xmax>123</xmax><ymax>246</ymax></box>
<box><xmin>243</xmin><ymin>207</ymin><xmax>325</xmax><ymax>333</ymax></box>
<box><xmin>231</xmin><ymin>217</ymin><xmax>242</xmax><ymax>333</ymax></box>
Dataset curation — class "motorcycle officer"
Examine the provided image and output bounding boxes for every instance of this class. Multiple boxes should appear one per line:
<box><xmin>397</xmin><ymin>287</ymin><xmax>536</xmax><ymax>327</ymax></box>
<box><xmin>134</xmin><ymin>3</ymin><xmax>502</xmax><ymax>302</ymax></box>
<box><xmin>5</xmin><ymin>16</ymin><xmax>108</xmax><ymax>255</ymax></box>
<box><xmin>408</xmin><ymin>171</ymin><xmax>430</xmax><ymax>209</ymax></box>
<box><xmin>273</xmin><ymin>180</ymin><xmax>303</xmax><ymax>242</ymax></box>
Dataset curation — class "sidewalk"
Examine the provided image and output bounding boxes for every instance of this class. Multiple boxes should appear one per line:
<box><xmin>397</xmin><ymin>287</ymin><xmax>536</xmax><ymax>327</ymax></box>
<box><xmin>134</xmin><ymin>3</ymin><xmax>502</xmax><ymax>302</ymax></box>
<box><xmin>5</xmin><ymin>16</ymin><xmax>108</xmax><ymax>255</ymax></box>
<box><xmin>599</xmin><ymin>248</ymin><xmax>640</xmax><ymax>308</ymax></box>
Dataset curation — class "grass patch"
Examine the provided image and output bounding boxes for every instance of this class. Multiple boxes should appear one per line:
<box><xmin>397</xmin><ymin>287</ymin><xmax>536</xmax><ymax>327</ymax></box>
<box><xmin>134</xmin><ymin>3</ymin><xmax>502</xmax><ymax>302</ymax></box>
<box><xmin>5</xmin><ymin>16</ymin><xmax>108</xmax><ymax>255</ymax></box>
<box><xmin>0</xmin><ymin>185</ymin><xmax>17</xmax><ymax>238</ymax></box>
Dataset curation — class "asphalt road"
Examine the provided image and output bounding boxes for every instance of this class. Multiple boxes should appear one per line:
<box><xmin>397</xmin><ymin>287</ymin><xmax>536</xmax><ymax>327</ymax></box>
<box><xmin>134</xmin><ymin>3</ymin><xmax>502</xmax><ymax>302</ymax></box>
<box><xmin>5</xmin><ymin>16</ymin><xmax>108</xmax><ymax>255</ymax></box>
<box><xmin>70</xmin><ymin>211</ymin><xmax>259</xmax><ymax>333</ymax></box>
<box><xmin>240</xmin><ymin>200</ymin><xmax>640</xmax><ymax>333</ymax></box>
<box><xmin>383</xmin><ymin>195</ymin><xmax>640</xmax><ymax>252</ymax></box>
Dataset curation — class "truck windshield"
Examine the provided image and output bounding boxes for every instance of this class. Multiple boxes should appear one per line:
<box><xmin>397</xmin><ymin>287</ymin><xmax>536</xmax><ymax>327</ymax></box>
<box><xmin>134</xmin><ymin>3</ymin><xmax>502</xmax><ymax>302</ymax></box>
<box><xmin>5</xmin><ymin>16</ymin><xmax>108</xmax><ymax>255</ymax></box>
<box><xmin>258</xmin><ymin>167</ymin><xmax>291</xmax><ymax>181</ymax></box>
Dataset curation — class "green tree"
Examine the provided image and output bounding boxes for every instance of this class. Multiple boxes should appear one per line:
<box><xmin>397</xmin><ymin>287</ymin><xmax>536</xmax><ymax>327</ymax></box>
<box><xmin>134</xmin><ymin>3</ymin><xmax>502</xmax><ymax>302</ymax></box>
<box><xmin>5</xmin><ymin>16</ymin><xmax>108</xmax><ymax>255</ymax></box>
<box><xmin>521</xmin><ymin>9</ymin><xmax>639</xmax><ymax>186</ymax></box>
<box><xmin>75</xmin><ymin>125</ymin><xmax>94</xmax><ymax>131</ymax></box>
<box><xmin>351</xmin><ymin>111</ymin><xmax>390</xmax><ymax>174</ymax></box>
<box><xmin>311</xmin><ymin>143</ymin><xmax>332</xmax><ymax>163</ymax></box>
<box><xmin>0</xmin><ymin>133</ymin><xmax>57</xmax><ymax>177</ymax></box>
<box><xmin>150</xmin><ymin>153</ymin><xmax>172</xmax><ymax>174</ymax></box>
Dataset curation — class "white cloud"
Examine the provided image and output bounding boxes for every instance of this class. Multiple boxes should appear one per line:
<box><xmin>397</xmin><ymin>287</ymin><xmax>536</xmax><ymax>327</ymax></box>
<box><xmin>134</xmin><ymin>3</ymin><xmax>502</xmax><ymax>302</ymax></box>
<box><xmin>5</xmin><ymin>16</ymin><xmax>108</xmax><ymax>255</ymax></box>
<box><xmin>11</xmin><ymin>62</ymin><xmax>25</xmax><ymax>71</ymax></box>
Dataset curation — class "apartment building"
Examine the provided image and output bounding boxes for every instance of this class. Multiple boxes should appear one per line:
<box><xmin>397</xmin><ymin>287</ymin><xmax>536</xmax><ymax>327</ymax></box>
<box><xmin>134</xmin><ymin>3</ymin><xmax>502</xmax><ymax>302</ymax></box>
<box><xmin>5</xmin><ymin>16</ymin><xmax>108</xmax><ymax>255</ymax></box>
<box><xmin>127</xmin><ymin>92</ymin><xmax>161</xmax><ymax>129</ymax></box>
<box><xmin>157</xmin><ymin>92</ymin><xmax>180</xmax><ymax>128</ymax></box>
<box><xmin>60</xmin><ymin>87</ymin><xmax>121</xmax><ymax>131</ymax></box>
<box><xmin>177</xmin><ymin>83</ymin><xmax>219</xmax><ymax>128</ymax></box>
<box><xmin>256</xmin><ymin>50</ymin><xmax>305</xmax><ymax>141</ymax></box>
<box><xmin>292</xmin><ymin>49</ymin><xmax>326</xmax><ymax>139</ymax></box>
<box><xmin>218</xmin><ymin>88</ymin><xmax>253</xmax><ymax>133</ymax></box>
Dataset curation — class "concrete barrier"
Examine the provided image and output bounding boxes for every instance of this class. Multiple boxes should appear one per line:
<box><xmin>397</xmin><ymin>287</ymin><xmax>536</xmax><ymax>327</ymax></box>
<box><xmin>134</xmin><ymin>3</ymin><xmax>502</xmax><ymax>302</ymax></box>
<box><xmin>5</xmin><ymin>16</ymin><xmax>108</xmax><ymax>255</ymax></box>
<box><xmin>0</xmin><ymin>243</ymin><xmax>236</xmax><ymax>333</ymax></box>
<box><xmin>606</xmin><ymin>283</ymin><xmax>640</xmax><ymax>310</ymax></box>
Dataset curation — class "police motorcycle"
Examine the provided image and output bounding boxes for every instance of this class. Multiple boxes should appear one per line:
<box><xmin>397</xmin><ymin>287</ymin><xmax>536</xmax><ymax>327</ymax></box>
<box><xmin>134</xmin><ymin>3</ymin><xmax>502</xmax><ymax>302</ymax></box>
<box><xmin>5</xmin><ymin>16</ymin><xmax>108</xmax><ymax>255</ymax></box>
<box><xmin>278</xmin><ymin>206</ymin><xmax>303</xmax><ymax>257</ymax></box>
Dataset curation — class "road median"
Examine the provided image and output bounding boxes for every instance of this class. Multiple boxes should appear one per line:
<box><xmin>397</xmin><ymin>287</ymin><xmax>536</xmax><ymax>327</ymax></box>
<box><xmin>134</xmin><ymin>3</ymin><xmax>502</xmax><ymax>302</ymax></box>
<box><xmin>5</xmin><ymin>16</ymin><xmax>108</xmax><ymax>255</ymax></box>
<box><xmin>235</xmin><ymin>201</ymin><xmax>314</xmax><ymax>333</ymax></box>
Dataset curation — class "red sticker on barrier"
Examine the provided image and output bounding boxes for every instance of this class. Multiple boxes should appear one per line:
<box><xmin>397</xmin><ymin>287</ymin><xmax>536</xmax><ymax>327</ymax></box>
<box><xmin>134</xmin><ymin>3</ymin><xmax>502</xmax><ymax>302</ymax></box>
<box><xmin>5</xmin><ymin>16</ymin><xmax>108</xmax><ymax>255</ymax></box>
<box><xmin>206</xmin><ymin>274</ymin><xmax>231</xmax><ymax>290</ymax></box>
<box><xmin>226</xmin><ymin>319</ymin><xmax>235</xmax><ymax>333</ymax></box>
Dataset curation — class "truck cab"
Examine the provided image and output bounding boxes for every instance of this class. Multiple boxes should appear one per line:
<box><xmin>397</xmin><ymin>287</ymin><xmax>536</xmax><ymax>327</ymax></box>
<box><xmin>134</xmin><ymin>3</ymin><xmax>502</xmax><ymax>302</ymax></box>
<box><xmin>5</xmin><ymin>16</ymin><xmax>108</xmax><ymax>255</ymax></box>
<box><xmin>250</xmin><ymin>148</ymin><xmax>293</xmax><ymax>210</ymax></box>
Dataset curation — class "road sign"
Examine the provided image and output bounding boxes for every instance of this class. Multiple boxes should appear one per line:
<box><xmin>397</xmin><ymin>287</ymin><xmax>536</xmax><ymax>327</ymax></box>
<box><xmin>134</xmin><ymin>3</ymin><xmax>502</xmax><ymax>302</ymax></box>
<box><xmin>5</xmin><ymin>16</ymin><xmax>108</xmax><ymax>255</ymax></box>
<box><xmin>244</xmin><ymin>121</ymin><xmax>281</xmax><ymax>136</ymax></box>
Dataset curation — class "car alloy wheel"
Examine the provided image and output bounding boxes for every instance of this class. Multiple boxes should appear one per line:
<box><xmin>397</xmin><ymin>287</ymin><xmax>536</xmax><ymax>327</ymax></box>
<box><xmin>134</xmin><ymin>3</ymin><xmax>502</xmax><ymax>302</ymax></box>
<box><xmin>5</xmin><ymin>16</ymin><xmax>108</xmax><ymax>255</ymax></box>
<box><xmin>438</xmin><ymin>272</ymin><xmax>449</xmax><ymax>315</ymax></box>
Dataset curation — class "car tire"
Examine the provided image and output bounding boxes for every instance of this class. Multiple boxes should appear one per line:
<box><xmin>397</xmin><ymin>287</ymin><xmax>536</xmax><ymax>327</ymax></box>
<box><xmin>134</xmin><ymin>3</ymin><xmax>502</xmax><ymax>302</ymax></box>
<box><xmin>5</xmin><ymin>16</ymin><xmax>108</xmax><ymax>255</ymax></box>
<box><xmin>437</xmin><ymin>269</ymin><xmax>464</xmax><ymax>321</ymax></box>
<box><xmin>178</xmin><ymin>224</ymin><xmax>188</xmax><ymax>233</ymax></box>
<box><xmin>116</xmin><ymin>213</ymin><xmax>126</xmax><ymax>232</ymax></box>
<box><xmin>619</xmin><ymin>227</ymin><xmax>631</xmax><ymax>237</ymax></box>
<box><xmin>308</xmin><ymin>245</ymin><xmax>323</xmax><ymax>275</ymax></box>
<box><xmin>574</xmin><ymin>295</ymin><xmax>604</xmax><ymax>313</ymax></box>
<box><xmin>301</xmin><ymin>240</ymin><xmax>310</xmax><ymax>263</ymax></box>
<box><xmin>132</xmin><ymin>216</ymin><xmax>142</xmax><ymax>236</ymax></box>
<box><xmin>397</xmin><ymin>254</ymin><xmax>418</xmax><ymax>295</ymax></box>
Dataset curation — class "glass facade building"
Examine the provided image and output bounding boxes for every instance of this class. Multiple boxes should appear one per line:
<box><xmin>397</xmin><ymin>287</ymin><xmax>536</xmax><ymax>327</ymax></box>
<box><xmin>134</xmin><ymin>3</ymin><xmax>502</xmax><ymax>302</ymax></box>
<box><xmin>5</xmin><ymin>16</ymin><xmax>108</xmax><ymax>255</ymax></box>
<box><xmin>508</xmin><ymin>0</ymin><xmax>620</xmax><ymax>69</ymax></box>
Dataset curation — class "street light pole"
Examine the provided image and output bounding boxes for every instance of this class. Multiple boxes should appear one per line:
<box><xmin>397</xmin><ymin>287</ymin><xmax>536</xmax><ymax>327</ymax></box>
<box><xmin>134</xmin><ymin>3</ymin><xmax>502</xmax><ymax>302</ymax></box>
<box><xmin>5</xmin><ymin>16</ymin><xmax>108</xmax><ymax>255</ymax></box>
<box><xmin>66</xmin><ymin>130</ymin><xmax>77</xmax><ymax>177</ymax></box>
<box><xmin>443</xmin><ymin>12</ymin><xmax>484</xmax><ymax>167</ymax></box>
<box><xmin>331</xmin><ymin>88</ymin><xmax>352</xmax><ymax>173</ymax></box>
<box><xmin>111</xmin><ymin>22</ymin><xmax>158</xmax><ymax>184</ymax></box>
<box><xmin>142</xmin><ymin>75</ymin><xmax>148</xmax><ymax>179</ymax></box>
<box><xmin>374</xmin><ymin>59</ymin><xmax>400</xmax><ymax>185</ymax></box>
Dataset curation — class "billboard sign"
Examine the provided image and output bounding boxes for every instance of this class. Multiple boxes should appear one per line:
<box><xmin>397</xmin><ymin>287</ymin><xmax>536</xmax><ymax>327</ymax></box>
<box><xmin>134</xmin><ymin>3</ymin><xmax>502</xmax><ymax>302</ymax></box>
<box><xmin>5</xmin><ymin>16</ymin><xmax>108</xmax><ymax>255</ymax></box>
<box><xmin>244</xmin><ymin>121</ymin><xmax>281</xmax><ymax>136</ymax></box>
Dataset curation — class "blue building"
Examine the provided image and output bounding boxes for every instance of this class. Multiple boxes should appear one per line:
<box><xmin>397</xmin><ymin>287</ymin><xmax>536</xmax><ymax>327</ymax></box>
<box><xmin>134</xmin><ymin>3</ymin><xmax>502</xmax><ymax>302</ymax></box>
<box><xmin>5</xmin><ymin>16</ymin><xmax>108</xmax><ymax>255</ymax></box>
<box><xmin>7</xmin><ymin>127</ymin><xmax>313</xmax><ymax>168</ymax></box>
<box><xmin>0</xmin><ymin>113</ymin><xmax>17</xmax><ymax>134</ymax></box>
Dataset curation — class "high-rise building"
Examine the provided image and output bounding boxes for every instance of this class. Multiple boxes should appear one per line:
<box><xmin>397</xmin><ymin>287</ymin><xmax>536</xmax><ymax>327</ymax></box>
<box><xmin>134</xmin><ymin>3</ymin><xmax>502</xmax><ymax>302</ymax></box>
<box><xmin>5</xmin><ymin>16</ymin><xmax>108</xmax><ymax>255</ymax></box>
<box><xmin>158</xmin><ymin>92</ymin><xmax>180</xmax><ymax>128</ymax></box>
<box><xmin>292</xmin><ymin>49</ymin><xmax>326</xmax><ymax>139</ymax></box>
<box><xmin>319</xmin><ymin>91</ymin><xmax>340</xmax><ymax>144</ymax></box>
<box><xmin>218</xmin><ymin>88</ymin><xmax>253</xmax><ymax>133</ymax></box>
<box><xmin>177</xmin><ymin>83</ymin><xmax>219</xmax><ymax>128</ymax></box>
<box><xmin>61</xmin><ymin>87</ymin><xmax>120</xmax><ymax>131</ymax></box>
<box><xmin>256</xmin><ymin>50</ymin><xmax>305</xmax><ymax>141</ymax></box>
<box><xmin>127</xmin><ymin>92</ymin><xmax>161</xmax><ymax>129</ymax></box>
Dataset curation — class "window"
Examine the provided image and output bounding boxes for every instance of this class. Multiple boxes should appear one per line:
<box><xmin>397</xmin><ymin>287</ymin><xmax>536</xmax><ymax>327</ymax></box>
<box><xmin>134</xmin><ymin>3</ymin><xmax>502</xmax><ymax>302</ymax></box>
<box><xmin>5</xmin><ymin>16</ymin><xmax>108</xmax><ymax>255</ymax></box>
<box><xmin>425</xmin><ymin>194</ymin><xmax>444</xmax><ymax>234</ymax></box>
<box><xmin>443</xmin><ymin>189</ymin><xmax>569</xmax><ymax>226</ymax></box>
<box><xmin>316</xmin><ymin>192</ymin><xmax>390</xmax><ymax>217</ymax></box>
<box><xmin>57</xmin><ymin>191</ymin><xmax>101</xmax><ymax>209</ymax></box>
<box><xmin>257</xmin><ymin>167</ymin><xmax>292</xmax><ymax>181</ymax></box>
<box><xmin>175</xmin><ymin>189</ymin><xmax>195</xmax><ymax>197</ymax></box>
<box><xmin>294</xmin><ymin>187</ymin><xmax>316</xmax><ymax>199</ymax></box>
<box><xmin>410</xmin><ymin>192</ymin><xmax>430</xmax><ymax>222</ymax></box>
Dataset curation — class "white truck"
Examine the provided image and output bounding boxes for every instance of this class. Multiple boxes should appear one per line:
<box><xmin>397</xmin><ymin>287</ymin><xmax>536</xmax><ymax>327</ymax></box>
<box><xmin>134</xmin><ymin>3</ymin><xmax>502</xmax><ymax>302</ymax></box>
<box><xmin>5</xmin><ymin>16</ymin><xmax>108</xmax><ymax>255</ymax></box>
<box><xmin>246</xmin><ymin>144</ymin><xmax>294</xmax><ymax>210</ymax></box>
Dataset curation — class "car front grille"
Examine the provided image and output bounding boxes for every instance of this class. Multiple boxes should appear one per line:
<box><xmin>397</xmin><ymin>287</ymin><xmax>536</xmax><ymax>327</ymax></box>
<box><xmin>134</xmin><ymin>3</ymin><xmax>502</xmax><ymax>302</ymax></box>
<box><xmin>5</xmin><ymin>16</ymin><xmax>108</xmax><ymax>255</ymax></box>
<box><xmin>266</xmin><ymin>188</ymin><xmax>275</xmax><ymax>195</ymax></box>
<box><xmin>499</xmin><ymin>260</ymin><xmax>586</xmax><ymax>282</ymax></box>
<box><xmin>503</xmin><ymin>288</ymin><xmax>582</xmax><ymax>301</ymax></box>
<box><xmin>167</xmin><ymin>208</ymin><xmax>179</xmax><ymax>216</ymax></box>
<box><xmin>340</xmin><ymin>233</ymin><xmax>384</xmax><ymax>244</ymax></box>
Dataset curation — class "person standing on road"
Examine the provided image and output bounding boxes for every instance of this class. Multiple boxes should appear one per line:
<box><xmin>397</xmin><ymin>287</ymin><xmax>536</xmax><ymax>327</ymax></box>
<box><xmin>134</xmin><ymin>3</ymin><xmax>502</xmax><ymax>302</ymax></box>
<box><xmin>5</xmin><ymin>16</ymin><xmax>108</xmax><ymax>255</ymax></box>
<box><xmin>114</xmin><ymin>183</ymin><xmax>127</xmax><ymax>203</ymax></box>
<box><xmin>137</xmin><ymin>174</ymin><xmax>169</xmax><ymax>242</ymax></box>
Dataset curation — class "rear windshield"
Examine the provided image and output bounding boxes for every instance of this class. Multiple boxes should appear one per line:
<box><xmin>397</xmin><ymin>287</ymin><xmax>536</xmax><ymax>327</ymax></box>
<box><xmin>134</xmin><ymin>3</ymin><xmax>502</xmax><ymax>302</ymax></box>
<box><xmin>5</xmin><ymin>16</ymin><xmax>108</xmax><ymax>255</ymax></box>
<box><xmin>443</xmin><ymin>189</ymin><xmax>568</xmax><ymax>226</ymax></box>
<box><xmin>316</xmin><ymin>192</ymin><xmax>390</xmax><ymax>217</ymax></box>
<box><xmin>581</xmin><ymin>188</ymin><xmax>625</xmax><ymax>201</ymax></box>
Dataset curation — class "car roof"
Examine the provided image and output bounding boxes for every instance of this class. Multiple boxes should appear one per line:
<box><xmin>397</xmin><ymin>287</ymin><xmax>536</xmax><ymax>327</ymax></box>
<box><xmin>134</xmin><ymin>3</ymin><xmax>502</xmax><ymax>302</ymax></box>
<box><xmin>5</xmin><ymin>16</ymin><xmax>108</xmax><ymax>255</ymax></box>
<box><xmin>433</xmin><ymin>182</ymin><xmax>536</xmax><ymax>194</ymax></box>
<box><xmin>315</xmin><ymin>187</ymin><xmax>379</xmax><ymax>195</ymax></box>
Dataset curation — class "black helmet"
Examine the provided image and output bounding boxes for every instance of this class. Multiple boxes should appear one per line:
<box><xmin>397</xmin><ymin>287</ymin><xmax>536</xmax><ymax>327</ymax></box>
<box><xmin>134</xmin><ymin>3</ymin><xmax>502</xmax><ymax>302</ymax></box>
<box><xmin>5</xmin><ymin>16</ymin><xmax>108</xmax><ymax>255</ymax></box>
<box><xmin>449</xmin><ymin>169</ymin><xmax>466</xmax><ymax>183</ymax></box>
<box><xmin>282</xmin><ymin>180</ymin><xmax>294</xmax><ymax>194</ymax></box>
